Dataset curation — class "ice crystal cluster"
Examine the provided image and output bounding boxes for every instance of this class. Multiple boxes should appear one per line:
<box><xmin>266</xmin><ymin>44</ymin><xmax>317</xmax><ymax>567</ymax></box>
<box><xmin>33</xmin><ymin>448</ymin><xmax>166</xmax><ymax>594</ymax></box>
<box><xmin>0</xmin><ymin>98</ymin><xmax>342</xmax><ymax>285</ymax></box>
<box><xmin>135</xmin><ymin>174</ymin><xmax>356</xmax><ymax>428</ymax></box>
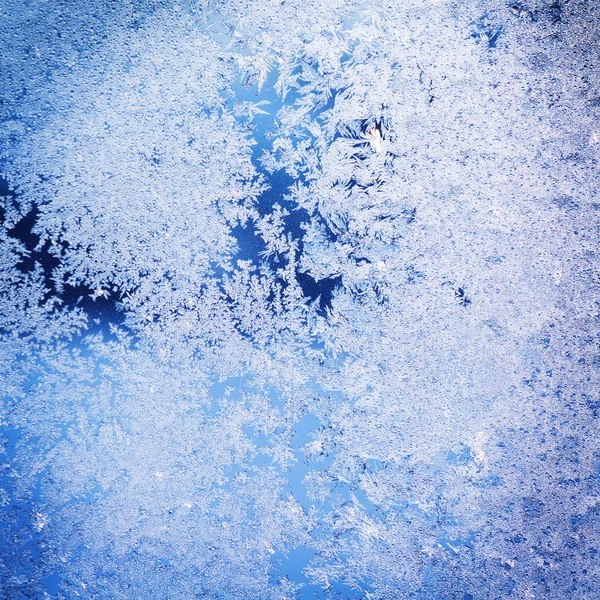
<box><xmin>1</xmin><ymin>0</ymin><xmax>600</xmax><ymax>598</ymax></box>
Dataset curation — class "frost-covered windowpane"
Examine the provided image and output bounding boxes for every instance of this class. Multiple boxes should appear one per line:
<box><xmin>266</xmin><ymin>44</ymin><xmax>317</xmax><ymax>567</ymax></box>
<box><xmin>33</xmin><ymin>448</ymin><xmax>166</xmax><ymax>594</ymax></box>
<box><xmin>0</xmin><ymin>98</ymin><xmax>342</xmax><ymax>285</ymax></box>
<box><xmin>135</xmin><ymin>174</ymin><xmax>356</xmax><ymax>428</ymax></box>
<box><xmin>1</xmin><ymin>0</ymin><xmax>599</xmax><ymax>598</ymax></box>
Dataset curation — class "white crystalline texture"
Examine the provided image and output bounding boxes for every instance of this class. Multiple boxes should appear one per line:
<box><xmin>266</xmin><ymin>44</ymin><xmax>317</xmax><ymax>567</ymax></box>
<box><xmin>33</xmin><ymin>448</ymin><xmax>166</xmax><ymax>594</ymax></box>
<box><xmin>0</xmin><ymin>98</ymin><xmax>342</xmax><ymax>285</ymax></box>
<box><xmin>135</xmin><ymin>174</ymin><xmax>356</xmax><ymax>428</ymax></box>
<box><xmin>1</xmin><ymin>0</ymin><xmax>600</xmax><ymax>599</ymax></box>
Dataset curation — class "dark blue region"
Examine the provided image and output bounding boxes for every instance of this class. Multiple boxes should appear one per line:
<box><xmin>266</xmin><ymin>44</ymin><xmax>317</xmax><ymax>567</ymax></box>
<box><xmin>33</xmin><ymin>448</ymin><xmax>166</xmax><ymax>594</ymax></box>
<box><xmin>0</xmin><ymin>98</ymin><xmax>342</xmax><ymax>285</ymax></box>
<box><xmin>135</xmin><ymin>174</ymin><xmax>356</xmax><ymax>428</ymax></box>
<box><xmin>508</xmin><ymin>1</ymin><xmax>565</xmax><ymax>24</ymax></box>
<box><xmin>232</xmin><ymin>170</ymin><xmax>301</xmax><ymax>261</ymax></box>
<box><xmin>232</xmin><ymin>170</ymin><xmax>341</xmax><ymax>313</ymax></box>
<box><xmin>1</xmin><ymin>177</ymin><xmax>124</xmax><ymax>334</ymax></box>
<box><xmin>296</xmin><ymin>271</ymin><xmax>341</xmax><ymax>313</ymax></box>
<box><xmin>230</xmin><ymin>73</ymin><xmax>342</xmax><ymax>313</ymax></box>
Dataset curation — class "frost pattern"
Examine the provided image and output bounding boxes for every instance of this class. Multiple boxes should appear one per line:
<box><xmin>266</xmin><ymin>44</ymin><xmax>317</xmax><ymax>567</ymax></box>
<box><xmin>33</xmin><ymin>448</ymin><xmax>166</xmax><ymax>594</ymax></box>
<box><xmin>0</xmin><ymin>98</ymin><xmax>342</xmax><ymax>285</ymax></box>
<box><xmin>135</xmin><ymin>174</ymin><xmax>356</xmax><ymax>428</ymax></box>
<box><xmin>2</xmin><ymin>0</ymin><xmax>600</xmax><ymax>598</ymax></box>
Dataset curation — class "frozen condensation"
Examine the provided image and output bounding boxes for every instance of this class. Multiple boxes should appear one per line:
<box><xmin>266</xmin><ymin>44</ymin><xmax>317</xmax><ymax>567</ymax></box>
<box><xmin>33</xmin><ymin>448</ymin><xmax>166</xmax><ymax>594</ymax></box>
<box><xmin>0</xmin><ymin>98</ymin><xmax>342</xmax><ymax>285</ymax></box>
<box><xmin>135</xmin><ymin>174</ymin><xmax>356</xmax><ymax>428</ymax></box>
<box><xmin>1</xmin><ymin>0</ymin><xmax>600</xmax><ymax>598</ymax></box>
